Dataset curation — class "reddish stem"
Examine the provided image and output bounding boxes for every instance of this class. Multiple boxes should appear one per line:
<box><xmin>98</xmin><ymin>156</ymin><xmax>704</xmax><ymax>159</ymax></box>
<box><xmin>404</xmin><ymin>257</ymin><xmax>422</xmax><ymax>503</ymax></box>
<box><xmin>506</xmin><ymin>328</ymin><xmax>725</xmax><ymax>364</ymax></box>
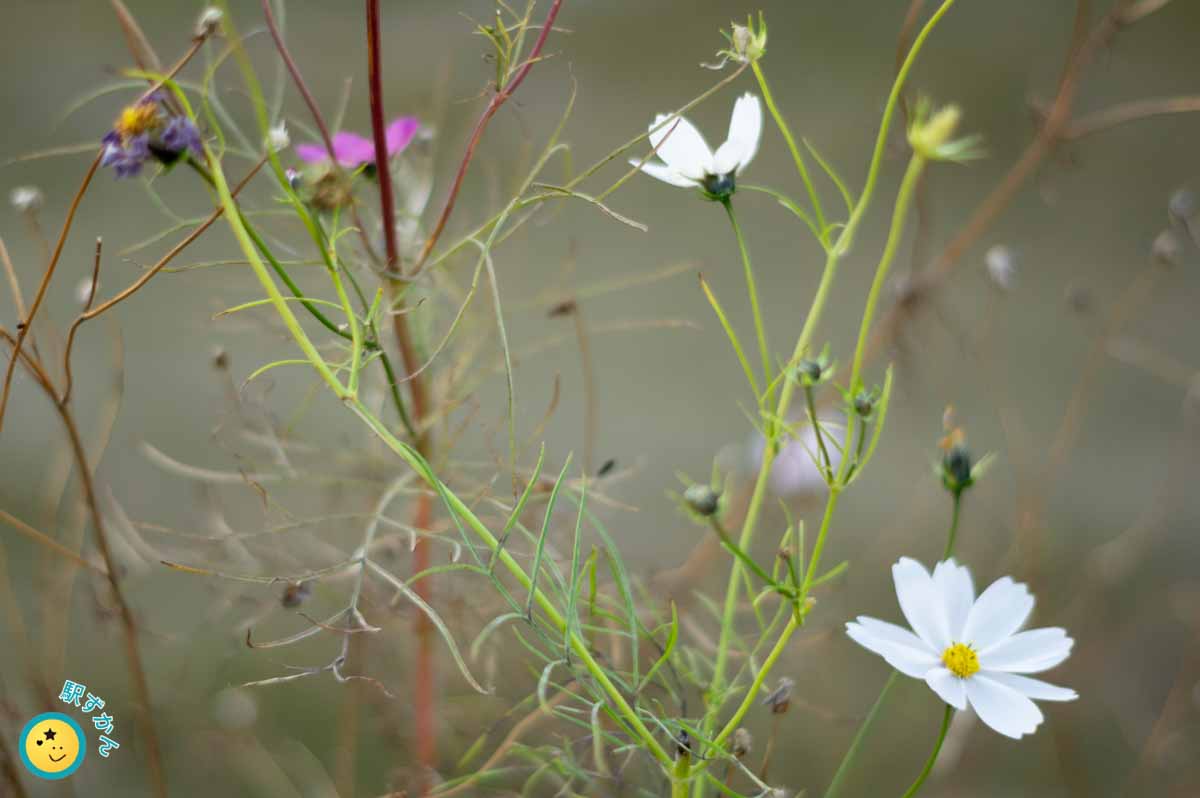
<box><xmin>365</xmin><ymin>1</ymin><xmax>437</xmax><ymax>790</ymax></box>
<box><xmin>413</xmin><ymin>0</ymin><xmax>565</xmax><ymax>271</ymax></box>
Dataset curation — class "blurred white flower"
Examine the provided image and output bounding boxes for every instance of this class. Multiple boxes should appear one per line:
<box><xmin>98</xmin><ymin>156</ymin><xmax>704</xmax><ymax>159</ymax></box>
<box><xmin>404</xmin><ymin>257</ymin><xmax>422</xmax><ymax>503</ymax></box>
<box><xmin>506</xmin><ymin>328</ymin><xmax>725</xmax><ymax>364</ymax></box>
<box><xmin>748</xmin><ymin>417</ymin><xmax>842</xmax><ymax>497</ymax></box>
<box><xmin>10</xmin><ymin>186</ymin><xmax>43</xmax><ymax>213</ymax></box>
<box><xmin>984</xmin><ymin>244</ymin><xmax>1016</xmax><ymax>291</ymax></box>
<box><xmin>847</xmin><ymin>558</ymin><xmax>1077</xmax><ymax>739</ymax></box>
<box><xmin>266</xmin><ymin>122</ymin><xmax>290</xmax><ymax>153</ymax></box>
<box><xmin>630</xmin><ymin>93</ymin><xmax>762</xmax><ymax>199</ymax></box>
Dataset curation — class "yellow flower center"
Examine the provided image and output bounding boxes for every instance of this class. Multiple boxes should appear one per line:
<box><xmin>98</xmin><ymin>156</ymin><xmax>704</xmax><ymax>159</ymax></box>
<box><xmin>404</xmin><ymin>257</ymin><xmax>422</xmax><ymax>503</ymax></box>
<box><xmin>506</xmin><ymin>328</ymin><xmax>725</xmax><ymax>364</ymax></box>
<box><xmin>941</xmin><ymin>642</ymin><xmax>980</xmax><ymax>679</ymax></box>
<box><xmin>115</xmin><ymin>102</ymin><xmax>161</xmax><ymax>140</ymax></box>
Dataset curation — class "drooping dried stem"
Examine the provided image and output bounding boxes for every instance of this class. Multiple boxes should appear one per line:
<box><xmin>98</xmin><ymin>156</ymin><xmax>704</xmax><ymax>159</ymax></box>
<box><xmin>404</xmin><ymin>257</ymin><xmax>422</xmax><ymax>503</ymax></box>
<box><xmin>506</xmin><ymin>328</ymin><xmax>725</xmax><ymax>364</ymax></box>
<box><xmin>61</xmin><ymin>157</ymin><xmax>266</xmax><ymax>404</ymax></box>
<box><xmin>0</xmin><ymin>332</ymin><xmax>166</xmax><ymax>797</ymax></box>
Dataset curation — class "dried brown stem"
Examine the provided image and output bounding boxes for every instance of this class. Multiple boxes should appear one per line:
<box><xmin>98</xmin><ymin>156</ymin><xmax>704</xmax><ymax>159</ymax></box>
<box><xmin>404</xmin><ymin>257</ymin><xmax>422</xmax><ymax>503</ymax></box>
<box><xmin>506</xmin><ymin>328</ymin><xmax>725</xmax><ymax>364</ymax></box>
<box><xmin>1061</xmin><ymin>95</ymin><xmax>1200</xmax><ymax>139</ymax></box>
<box><xmin>60</xmin><ymin>157</ymin><xmax>266</xmax><ymax>404</ymax></box>
<box><xmin>1</xmin><ymin>329</ymin><xmax>165</xmax><ymax>796</ymax></box>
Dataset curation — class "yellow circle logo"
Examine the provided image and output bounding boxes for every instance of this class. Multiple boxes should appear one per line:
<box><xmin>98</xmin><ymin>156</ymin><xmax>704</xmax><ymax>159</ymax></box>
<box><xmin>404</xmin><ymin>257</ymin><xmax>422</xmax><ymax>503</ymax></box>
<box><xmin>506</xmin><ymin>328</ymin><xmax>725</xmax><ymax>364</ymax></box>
<box><xmin>19</xmin><ymin>713</ymin><xmax>86</xmax><ymax>780</ymax></box>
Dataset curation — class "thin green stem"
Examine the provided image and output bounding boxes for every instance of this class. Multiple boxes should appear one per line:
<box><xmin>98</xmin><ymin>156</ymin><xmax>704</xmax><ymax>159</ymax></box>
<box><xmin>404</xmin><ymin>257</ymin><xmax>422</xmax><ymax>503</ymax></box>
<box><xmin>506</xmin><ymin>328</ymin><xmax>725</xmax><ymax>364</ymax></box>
<box><xmin>709</xmin><ymin>614</ymin><xmax>799</xmax><ymax>754</ymax></box>
<box><xmin>708</xmin><ymin>519</ymin><xmax>790</xmax><ymax>597</ymax></box>
<box><xmin>823</xmin><ymin>672</ymin><xmax>899</xmax><ymax>798</ymax></box>
<box><xmin>943</xmin><ymin>492</ymin><xmax>962</xmax><ymax>560</ymax></box>
<box><xmin>847</xmin><ymin>155</ymin><xmax>927</xmax><ymax>393</ymax></box>
<box><xmin>721</xmin><ymin>198</ymin><xmax>770</xmax><ymax>407</ymax></box>
<box><xmin>205</xmin><ymin>149</ymin><xmax>345</xmax><ymax>397</ymax></box>
<box><xmin>824</xmin><ymin>470</ymin><xmax>966</xmax><ymax>798</ymax></box>
<box><xmin>345</xmin><ymin>398</ymin><xmax>674</xmax><ymax>768</ymax></box>
<box><xmin>899</xmin><ymin>704</ymin><xmax>952</xmax><ymax>798</ymax></box>
<box><xmin>804</xmin><ymin>385</ymin><xmax>833</xmax><ymax>479</ymax></box>
<box><xmin>751</xmin><ymin>60</ymin><xmax>827</xmax><ymax>238</ymax></box>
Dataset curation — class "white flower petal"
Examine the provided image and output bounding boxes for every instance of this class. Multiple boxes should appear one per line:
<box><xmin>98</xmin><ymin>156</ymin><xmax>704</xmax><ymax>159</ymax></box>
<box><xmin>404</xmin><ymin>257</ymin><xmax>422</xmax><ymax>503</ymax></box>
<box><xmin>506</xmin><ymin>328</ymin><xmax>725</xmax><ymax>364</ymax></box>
<box><xmin>981</xmin><ymin>671</ymin><xmax>1078</xmax><ymax>702</ymax></box>
<box><xmin>893</xmin><ymin>558</ymin><xmax>950</xmax><ymax>651</ymax></box>
<box><xmin>648</xmin><ymin>113</ymin><xmax>713</xmax><ymax>179</ymax></box>
<box><xmin>924</xmin><ymin>667</ymin><xmax>968</xmax><ymax>710</ymax></box>
<box><xmin>965</xmin><ymin>674</ymin><xmax>1044</xmax><ymax>739</ymax></box>
<box><xmin>979</xmin><ymin>627</ymin><xmax>1073</xmax><ymax>674</ymax></box>
<box><xmin>723</xmin><ymin>92</ymin><xmax>762</xmax><ymax>173</ymax></box>
<box><xmin>713</xmin><ymin>139</ymin><xmax>749</xmax><ymax>177</ymax></box>
<box><xmin>846</xmin><ymin>616</ymin><xmax>939</xmax><ymax>678</ymax></box>
<box><xmin>962</xmin><ymin>576</ymin><xmax>1034</xmax><ymax>650</ymax></box>
<box><xmin>628</xmin><ymin>158</ymin><xmax>697</xmax><ymax>188</ymax></box>
<box><xmin>933</xmin><ymin>558</ymin><xmax>974</xmax><ymax>641</ymax></box>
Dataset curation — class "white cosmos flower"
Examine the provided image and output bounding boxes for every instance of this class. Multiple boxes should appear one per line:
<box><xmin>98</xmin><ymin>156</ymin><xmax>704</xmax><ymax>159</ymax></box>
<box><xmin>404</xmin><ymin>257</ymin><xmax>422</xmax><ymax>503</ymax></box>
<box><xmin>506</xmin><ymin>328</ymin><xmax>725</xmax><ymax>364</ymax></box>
<box><xmin>847</xmin><ymin>557</ymin><xmax>1077</xmax><ymax>739</ymax></box>
<box><xmin>631</xmin><ymin>92</ymin><xmax>762</xmax><ymax>197</ymax></box>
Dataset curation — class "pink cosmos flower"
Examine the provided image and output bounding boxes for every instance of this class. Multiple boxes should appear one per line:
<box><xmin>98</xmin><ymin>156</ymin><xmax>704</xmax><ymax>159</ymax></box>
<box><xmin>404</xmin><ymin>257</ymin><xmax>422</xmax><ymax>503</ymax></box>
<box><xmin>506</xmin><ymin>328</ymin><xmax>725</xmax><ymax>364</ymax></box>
<box><xmin>295</xmin><ymin>116</ymin><xmax>420</xmax><ymax>168</ymax></box>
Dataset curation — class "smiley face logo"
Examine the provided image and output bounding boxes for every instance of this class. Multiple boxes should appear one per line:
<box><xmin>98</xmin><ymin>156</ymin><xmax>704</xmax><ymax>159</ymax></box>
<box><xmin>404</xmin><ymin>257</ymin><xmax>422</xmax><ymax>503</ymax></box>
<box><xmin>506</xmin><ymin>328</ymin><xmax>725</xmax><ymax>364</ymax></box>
<box><xmin>19</xmin><ymin>713</ymin><xmax>86</xmax><ymax>780</ymax></box>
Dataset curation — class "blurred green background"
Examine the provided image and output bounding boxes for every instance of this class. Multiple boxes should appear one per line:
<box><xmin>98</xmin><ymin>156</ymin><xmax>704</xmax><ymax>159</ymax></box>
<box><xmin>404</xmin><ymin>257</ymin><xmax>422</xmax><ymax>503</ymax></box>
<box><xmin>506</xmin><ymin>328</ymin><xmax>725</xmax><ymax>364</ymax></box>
<box><xmin>2</xmin><ymin>1</ymin><xmax>1200</xmax><ymax>796</ymax></box>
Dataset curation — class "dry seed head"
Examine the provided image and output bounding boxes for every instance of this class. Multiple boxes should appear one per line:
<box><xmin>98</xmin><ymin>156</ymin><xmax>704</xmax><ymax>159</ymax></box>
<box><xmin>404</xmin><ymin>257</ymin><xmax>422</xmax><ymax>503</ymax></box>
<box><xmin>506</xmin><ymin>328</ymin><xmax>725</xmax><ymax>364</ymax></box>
<box><xmin>732</xmin><ymin>727</ymin><xmax>752</xmax><ymax>758</ymax></box>
<box><xmin>9</xmin><ymin>185</ymin><xmax>43</xmax><ymax>212</ymax></box>
<box><xmin>195</xmin><ymin>7</ymin><xmax>223</xmax><ymax>39</ymax></box>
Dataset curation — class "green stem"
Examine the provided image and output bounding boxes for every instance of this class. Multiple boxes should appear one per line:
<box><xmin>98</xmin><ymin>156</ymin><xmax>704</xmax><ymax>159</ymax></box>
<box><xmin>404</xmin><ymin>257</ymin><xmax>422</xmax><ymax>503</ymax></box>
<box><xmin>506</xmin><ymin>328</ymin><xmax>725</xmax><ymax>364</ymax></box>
<box><xmin>345</xmin><ymin>398</ymin><xmax>674</xmax><ymax>768</ymax></box>
<box><xmin>672</xmin><ymin>751</ymin><xmax>692</xmax><ymax>798</ymax></box>
<box><xmin>823</xmin><ymin>672</ymin><xmax>899</xmax><ymax>798</ymax></box>
<box><xmin>943</xmin><ymin>492</ymin><xmax>962</xmax><ymax>560</ymax></box>
<box><xmin>750</xmin><ymin>60</ymin><xmax>827</xmax><ymax>238</ymax></box>
<box><xmin>899</xmin><ymin>704</ymin><xmax>952</xmax><ymax>798</ymax></box>
<box><xmin>847</xmin><ymin>154</ymin><xmax>927</xmax><ymax>393</ymax></box>
<box><xmin>824</xmin><ymin>469</ymin><xmax>965</xmax><ymax>798</ymax></box>
<box><xmin>709</xmin><ymin>519</ymin><xmax>791</xmax><ymax>598</ymax></box>
<box><xmin>721</xmin><ymin>198</ymin><xmax>770</xmax><ymax>408</ymax></box>
<box><xmin>805</xmin><ymin>384</ymin><xmax>833</xmax><ymax>479</ymax></box>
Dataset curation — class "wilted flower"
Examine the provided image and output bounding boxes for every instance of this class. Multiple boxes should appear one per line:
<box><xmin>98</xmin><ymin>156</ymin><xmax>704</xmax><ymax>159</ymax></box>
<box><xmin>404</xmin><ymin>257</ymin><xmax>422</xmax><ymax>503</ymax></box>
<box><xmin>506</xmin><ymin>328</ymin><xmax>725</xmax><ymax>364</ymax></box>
<box><xmin>101</xmin><ymin>94</ymin><xmax>202</xmax><ymax>178</ymax></box>
<box><xmin>847</xmin><ymin>558</ymin><xmax>1077</xmax><ymax>739</ymax></box>
<box><xmin>710</xmin><ymin>13</ymin><xmax>767</xmax><ymax>68</ymax></box>
<box><xmin>9</xmin><ymin>186</ymin><xmax>43</xmax><ymax>213</ymax></box>
<box><xmin>630</xmin><ymin>93</ymin><xmax>762</xmax><ymax>201</ymax></box>
<box><xmin>1168</xmin><ymin>187</ymin><xmax>1196</xmax><ymax>222</ymax></box>
<box><xmin>295</xmin><ymin>116</ymin><xmax>420</xmax><ymax>169</ymax></box>
<box><xmin>731</xmin><ymin>727</ymin><xmax>752</xmax><ymax>758</ymax></box>
<box><xmin>762</xmin><ymin>677</ymin><xmax>794</xmax><ymax>714</ymax></box>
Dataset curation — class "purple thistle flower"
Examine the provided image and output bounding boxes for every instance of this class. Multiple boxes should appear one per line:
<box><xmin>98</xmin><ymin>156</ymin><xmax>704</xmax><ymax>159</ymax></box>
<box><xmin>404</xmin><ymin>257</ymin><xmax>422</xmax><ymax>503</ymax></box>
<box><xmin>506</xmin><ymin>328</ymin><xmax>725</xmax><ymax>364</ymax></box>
<box><xmin>160</xmin><ymin>116</ymin><xmax>203</xmax><ymax>157</ymax></box>
<box><xmin>295</xmin><ymin>116</ymin><xmax>420</xmax><ymax>168</ymax></box>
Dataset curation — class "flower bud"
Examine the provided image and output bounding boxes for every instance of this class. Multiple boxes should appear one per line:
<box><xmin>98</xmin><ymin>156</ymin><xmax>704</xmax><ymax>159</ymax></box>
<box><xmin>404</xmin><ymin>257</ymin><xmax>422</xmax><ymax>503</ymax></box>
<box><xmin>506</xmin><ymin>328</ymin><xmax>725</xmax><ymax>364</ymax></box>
<box><xmin>853</xmin><ymin>391</ymin><xmax>875</xmax><ymax>419</ymax></box>
<box><xmin>941</xmin><ymin>445</ymin><xmax>972</xmax><ymax>494</ymax></box>
<box><xmin>684</xmin><ymin>484</ymin><xmax>720</xmax><ymax>517</ymax></box>
<box><xmin>797</xmin><ymin>358</ymin><xmax>823</xmax><ymax>384</ymax></box>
